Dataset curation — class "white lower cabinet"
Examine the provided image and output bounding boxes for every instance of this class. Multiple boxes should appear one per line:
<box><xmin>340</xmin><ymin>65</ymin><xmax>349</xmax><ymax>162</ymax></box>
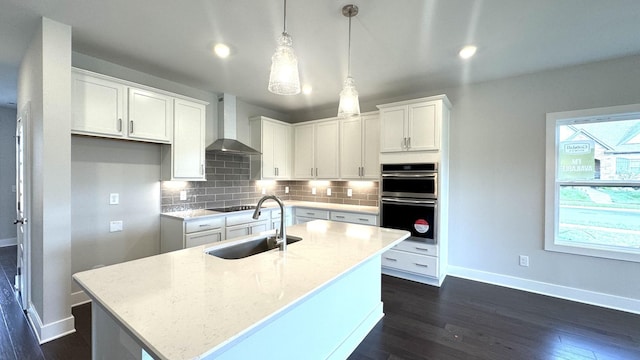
<box><xmin>330</xmin><ymin>211</ymin><xmax>377</xmax><ymax>226</ymax></box>
<box><xmin>294</xmin><ymin>208</ymin><xmax>329</xmax><ymax>224</ymax></box>
<box><xmin>225</xmin><ymin>210</ymin><xmax>271</xmax><ymax>240</ymax></box>
<box><xmin>161</xmin><ymin>216</ymin><xmax>224</xmax><ymax>253</ymax></box>
<box><xmin>381</xmin><ymin>240</ymin><xmax>441</xmax><ymax>284</ymax></box>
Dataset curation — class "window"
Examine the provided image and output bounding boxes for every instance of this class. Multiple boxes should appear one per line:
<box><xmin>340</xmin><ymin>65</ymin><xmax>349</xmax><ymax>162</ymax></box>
<box><xmin>545</xmin><ymin>104</ymin><xmax>640</xmax><ymax>262</ymax></box>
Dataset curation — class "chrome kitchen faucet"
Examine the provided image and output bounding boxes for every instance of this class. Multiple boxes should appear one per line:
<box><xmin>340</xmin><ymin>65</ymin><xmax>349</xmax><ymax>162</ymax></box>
<box><xmin>253</xmin><ymin>195</ymin><xmax>287</xmax><ymax>252</ymax></box>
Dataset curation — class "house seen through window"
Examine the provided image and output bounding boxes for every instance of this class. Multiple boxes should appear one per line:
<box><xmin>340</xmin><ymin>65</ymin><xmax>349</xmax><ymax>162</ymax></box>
<box><xmin>546</xmin><ymin>105</ymin><xmax>640</xmax><ymax>262</ymax></box>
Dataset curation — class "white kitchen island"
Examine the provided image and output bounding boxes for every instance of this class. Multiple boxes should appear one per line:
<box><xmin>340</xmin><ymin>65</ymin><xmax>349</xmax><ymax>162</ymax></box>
<box><xmin>73</xmin><ymin>220</ymin><xmax>409</xmax><ymax>360</ymax></box>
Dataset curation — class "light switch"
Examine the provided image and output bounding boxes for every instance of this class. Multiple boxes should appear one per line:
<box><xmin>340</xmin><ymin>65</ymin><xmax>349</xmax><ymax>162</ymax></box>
<box><xmin>311</xmin><ymin>187</ymin><xmax>316</xmax><ymax>195</ymax></box>
<box><xmin>347</xmin><ymin>188</ymin><xmax>353</xmax><ymax>197</ymax></box>
<box><xmin>326</xmin><ymin>188</ymin><xmax>331</xmax><ymax>196</ymax></box>
<box><xmin>179</xmin><ymin>190</ymin><xmax>187</xmax><ymax>201</ymax></box>
<box><xmin>109</xmin><ymin>193</ymin><xmax>119</xmax><ymax>205</ymax></box>
<box><xmin>262</xmin><ymin>188</ymin><xmax>266</xmax><ymax>194</ymax></box>
<box><xmin>285</xmin><ymin>186</ymin><xmax>289</xmax><ymax>194</ymax></box>
<box><xmin>110</xmin><ymin>220</ymin><xmax>123</xmax><ymax>232</ymax></box>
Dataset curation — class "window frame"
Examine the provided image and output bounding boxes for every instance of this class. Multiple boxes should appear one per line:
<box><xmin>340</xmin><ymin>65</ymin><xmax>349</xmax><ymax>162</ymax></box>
<box><xmin>545</xmin><ymin>104</ymin><xmax>640</xmax><ymax>263</ymax></box>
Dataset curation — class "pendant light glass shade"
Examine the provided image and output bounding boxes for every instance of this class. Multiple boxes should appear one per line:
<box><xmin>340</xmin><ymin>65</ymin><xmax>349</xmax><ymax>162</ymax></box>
<box><xmin>337</xmin><ymin>76</ymin><xmax>360</xmax><ymax>118</ymax></box>
<box><xmin>268</xmin><ymin>32</ymin><xmax>301</xmax><ymax>95</ymax></box>
<box><xmin>268</xmin><ymin>0</ymin><xmax>301</xmax><ymax>95</ymax></box>
<box><xmin>338</xmin><ymin>4</ymin><xmax>360</xmax><ymax>118</ymax></box>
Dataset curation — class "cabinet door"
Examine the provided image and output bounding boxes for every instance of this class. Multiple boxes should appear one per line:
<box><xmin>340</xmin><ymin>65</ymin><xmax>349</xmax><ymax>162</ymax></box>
<box><xmin>380</xmin><ymin>106</ymin><xmax>407</xmax><ymax>152</ymax></box>
<box><xmin>407</xmin><ymin>102</ymin><xmax>438</xmax><ymax>151</ymax></box>
<box><xmin>272</xmin><ymin>123</ymin><xmax>291</xmax><ymax>178</ymax></box>
<box><xmin>361</xmin><ymin>114</ymin><xmax>380</xmax><ymax>178</ymax></box>
<box><xmin>261</xmin><ymin>121</ymin><xmax>277</xmax><ymax>178</ymax></box>
<box><xmin>71</xmin><ymin>72</ymin><xmax>126</xmax><ymax>137</ymax></box>
<box><xmin>250</xmin><ymin>222</ymin><xmax>268</xmax><ymax>234</ymax></box>
<box><xmin>314</xmin><ymin>120</ymin><xmax>339</xmax><ymax>179</ymax></box>
<box><xmin>226</xmin><ymin>225</ymin><xmax>250</xmax><ymax>240</ymax></box>
<box><xmin>128</xmin><ymin>87</ymin><xmax>173</xmax><ymax>143</ymax></box>
<box><xmin>172</xmin><ymin>99</ymin><xmax>206</xmax><ymax>179</ymax></box>
<box><xmin>293</xmin><ymin>123</ymin><xmax>315</xmax><ymax>178</ymax></box>
<box><xmin>185</xmin><ymin>229</ymin><xmax>222</xmax><ymax>248</ymax></box>
<box><xmin>339</xmin><ymin>117</ymin><xmax>363</xmax><ymax>179</ymax></box>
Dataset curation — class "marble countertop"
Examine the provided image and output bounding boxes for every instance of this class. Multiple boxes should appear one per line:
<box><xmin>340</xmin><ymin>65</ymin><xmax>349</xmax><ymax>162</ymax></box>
<box><xmin>73</xmin><ymin>220</ymin><xmax>409</xmax><ymax>360</ymax></box>
<box><xmin>161</xmin><ymin>200</ymin><xmax>379</xmax><ymax>220</ymax></box>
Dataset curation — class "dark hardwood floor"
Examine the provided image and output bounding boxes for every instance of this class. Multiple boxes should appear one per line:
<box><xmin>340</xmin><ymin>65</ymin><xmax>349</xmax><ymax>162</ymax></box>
<box><xmin>1</xmin><ymin>245</ymin><xmax>639</xmax><ymax>359</ymax></box>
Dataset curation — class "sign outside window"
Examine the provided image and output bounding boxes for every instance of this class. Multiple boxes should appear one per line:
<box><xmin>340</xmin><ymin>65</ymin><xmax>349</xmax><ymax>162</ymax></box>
<box><xmin>558</xmin><ymin>140</ymin><xmax>595</xmax><ymax>180</ymax></box>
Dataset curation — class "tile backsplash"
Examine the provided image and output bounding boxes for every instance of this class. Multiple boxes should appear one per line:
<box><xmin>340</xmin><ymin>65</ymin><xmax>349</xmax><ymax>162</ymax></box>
<box><xmin>161</xmin><ymin>153</ymin><xmax>379</xmax><ymax>213</ymax></box>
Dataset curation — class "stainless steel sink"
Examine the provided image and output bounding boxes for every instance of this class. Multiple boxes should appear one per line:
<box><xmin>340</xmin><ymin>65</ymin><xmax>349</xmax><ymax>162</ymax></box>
<box><xmin>206</xmin><ymin>235</ymin><xmax>302</xmax><ymax>259</ymax></box>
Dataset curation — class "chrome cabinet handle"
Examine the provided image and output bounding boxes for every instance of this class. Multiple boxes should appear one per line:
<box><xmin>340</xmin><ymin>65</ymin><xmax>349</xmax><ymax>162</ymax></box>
<box><xmin>129</xmin><ymin>120</ymin><xmax>134</xmax><ymax>134</ymax></box>
<box><xmin>315</xmin><ymin>168</ymin><xmax>318</xmax><ymax>177</ymax></box>
<box><xmin>358</xmin><ymin>218</ymin><xmax>369</xmax><ymax>222</ymax></box>
<box><xmin>402</xmin><ymin>137</ymin><xmax>407</xmax><ymax>149</ymax></box>
<box><xmin>414</xmin><ymin>263</ymin><xmax>429</xmax><ymax>268</ymax></box>
<box><xmin>384</xmin><ymin>257</ymin><xmax>398</xmax><ymax>261</ymax></box>
<box><xmin>335</xmin><ymin>215</ymin><xmax>345</xmax><ymax>219</ymax></box>
<box><xmin>407</xmin><ymin>137</ymin><xmax>411</xmax><ymax>149</ymax></box>
<box><xmin>415</xmin><ymin>246</ymin><xmax>429</xmax><ymax>251</ymax></box>
<box><xmin>311</xmin><ymin>168</ymin><xmax>314</xmax><ymax>176</ymax></box>
<box><xmin>201</xmin><ymin>164</ymin><xmax>204</xmax><ymax>175</ymax></box>
<box><xmin>118</xmin><ymin>118</ymin><xmax>122</xmax><ymax>132</ymax></box>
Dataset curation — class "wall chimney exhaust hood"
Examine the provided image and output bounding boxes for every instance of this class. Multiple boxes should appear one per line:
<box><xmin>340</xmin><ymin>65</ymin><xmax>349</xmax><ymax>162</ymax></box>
<box><xmin>206</xmin><ymin>94</ymin><xmax>261</xmax><ymax>155</ymax></box>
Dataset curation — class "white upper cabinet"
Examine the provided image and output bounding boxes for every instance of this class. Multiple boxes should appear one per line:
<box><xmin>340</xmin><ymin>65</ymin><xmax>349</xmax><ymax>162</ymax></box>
<box><xmin>293</xmin><ymin>123</ymin><xmax>315</xmax><ymax>178</ymax></box>
<box><xmin>127</xmin><ymin>87</ymin><xmax>173</xmax><ymax>143</ymax></box>
<box><xmin>71</xmin><ymin>71</ymin><xmax>126</xmax><ymax>137</ymax></box>
<box><xmin>314</xmin><ymin>120</ymin><xmax>340</xmax><ymax>179</ymax></box>
<box><xmin>164</xmin><ymin>99</ymin><xmax>206</xmax><ymax>180</ymax></box>
<box><xmin>250</xmin><ymin>116</ymin><xmax>292</xmax><ymax>179</ymax></box>
<box><xmin>378</xmin><ymin>95</ymin><xmax>450</xmax><ymax>153</ymax></box>
<box><xmin>294</xmin><ymin>119</ymin><xmax>339</xmax><ymax>179</ymax></box>
<box><xmin>339</xmin><ymin>112</ymin><xmax>380</xmax><ymax>179</ymax></box>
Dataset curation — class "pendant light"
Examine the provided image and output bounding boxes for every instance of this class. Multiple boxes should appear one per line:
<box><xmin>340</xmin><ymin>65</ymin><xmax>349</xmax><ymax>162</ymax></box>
<box><xmin>337</xmin><ymin>4</ymin><xmax>360</xmax><ymax>118</ymax></box>
<box><xmin>268</xmin><ymin>0</ymin><xmax>301</xmax><ymax>95</ymax></box>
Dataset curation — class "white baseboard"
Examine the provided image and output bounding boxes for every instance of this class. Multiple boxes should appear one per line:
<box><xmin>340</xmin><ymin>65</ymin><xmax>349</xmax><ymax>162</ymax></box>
<box><xmin>26</xmin><ymin>301</ymin><xmax>76</xmax><ymax>344</ymax></box>
<box><xmin>0</xmin><ymin>237</ymin><xmax>17</xmax><ymax>247</ymax></box>
<box><xmin>447</xmin><ymin>265</ymin><xmax>640</xmax><ymax>315</ymax></box>
<box><xmin>71</xmin><ymin>290</ymin><xmax>91</xmax><ymax>307</ymax></box>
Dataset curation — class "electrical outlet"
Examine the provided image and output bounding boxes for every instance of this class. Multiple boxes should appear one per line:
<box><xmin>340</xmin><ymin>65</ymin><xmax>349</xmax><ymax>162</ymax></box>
<box><xmin>326</xmin><ymin>188</ymin><xmax>331</xmax><ymax>196</ymax></box>
<box><xmin>262</xmin><ymin>188</ymin><xmax>266</xmax><ymax>194</ymax></box>
<box><xmin>110</xmin><ymin>220</ymin><xmax>123</xmax><ymax>232</ymax></box>
<box><xmin>109</xmin><ymin>193</ymin><xmax>119</xmax><ymax>205</ymax></box>
<box><xmin>347</xmin><ymin>188</ymin><xmax>353</xmax><ymax>197</ymax></box>
<box><xmin>179</xmin><ymin>190</ymin><xmax>187</xmax><ymax>201</ymax></box>
<box><xmin>285</xmin><ymin>186</ymin><xmax>289</xmax><ymax>194</ymax></box>
<box><xmin>311</xmin><ymin>187</ymin><xmax>316</xmax><ymax>195</ymax></box>
<box><xmin>519</xmin><ymin>255</ymin><xmax>529</xmax><ymax>267</ymax></box>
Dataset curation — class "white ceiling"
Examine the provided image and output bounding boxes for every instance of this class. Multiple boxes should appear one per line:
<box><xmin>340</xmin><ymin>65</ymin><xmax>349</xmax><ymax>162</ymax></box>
<box><xmin>2</xmin><ymin>0</ymin><xmax>640</xmax><ymax>115</ymax></box>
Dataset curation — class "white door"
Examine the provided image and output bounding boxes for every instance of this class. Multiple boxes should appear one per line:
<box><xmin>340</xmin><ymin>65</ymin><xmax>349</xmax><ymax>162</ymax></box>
<box><xmin>128</xmin><ymin>87</ymin><xmax>173</xmax><ymax>143</ymax></box>
<box><xmin>314</xmin><ymin>120</ymin><xmax>339</xmax><ymax>179</ymax></box>
<box><xmin>339</xmin><ymin>117</ymin><xmax>363</xmax><ymax>178</ymax></box>
<box><xmin>293</xmin><ymin>123</ymin><xmax>315</xmax><ymax>178</ymax></box>
<box><xmin>15</xmin><ymin>104</ymin><xmax>30</xmax><ymax>310</ymax></box>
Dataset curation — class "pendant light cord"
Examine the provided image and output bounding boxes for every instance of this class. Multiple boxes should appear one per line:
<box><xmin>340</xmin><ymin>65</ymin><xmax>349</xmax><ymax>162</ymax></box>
<box><xmin>283</xmin><ymin>0</ymin><xmax>287</xmax><ymax>34</ymax></box>
<box><xmin>347</xmin><ymin>10</ymin><xmax>352</xmax><ymax>77</ymax></box>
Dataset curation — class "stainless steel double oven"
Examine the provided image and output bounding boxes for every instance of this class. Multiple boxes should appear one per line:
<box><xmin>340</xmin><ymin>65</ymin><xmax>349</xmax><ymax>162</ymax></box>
<box><xmin>380</xmin><ymin>163</ymin><xmax>438</xmax><ymax>244</ymax></box>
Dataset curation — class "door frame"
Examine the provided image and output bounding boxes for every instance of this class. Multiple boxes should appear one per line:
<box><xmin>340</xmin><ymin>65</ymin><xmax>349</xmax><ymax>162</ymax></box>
<box><xmin>15</xmin><ymin>103</ymin><xmax>31</xmax><ymax>311</ymax></box>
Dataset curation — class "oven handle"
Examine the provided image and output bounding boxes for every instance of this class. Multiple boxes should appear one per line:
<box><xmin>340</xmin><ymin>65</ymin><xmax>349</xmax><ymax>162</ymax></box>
<box><xmin>381</xmin><ymin>198</ymin><xmax>436</xmax><ymax>205</ymax></box>
<box><xmin>381</xmin><ymin>173</ymin><xmax>436</xmax><ymax>178</ymax></box>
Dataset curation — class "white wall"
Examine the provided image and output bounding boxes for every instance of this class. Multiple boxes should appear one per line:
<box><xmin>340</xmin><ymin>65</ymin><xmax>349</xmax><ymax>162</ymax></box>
<box><xmin>443</xmin><ymin>55</ymin><xmax>640</xmax><ymax>306</ymax></box>
<box><xmin>0</xmin><ymin>106</ymin><xmax>17</xmax><ymax>245</ymax></box>
<box><xmin>70</xmin><ymin>137</ymin><xmax>161</xmax><ymax>300</ymax></box>
<box><xmin>17</xmin><ymin>17</ymin><xmax>74</xmax><ymax>342</ymax></box>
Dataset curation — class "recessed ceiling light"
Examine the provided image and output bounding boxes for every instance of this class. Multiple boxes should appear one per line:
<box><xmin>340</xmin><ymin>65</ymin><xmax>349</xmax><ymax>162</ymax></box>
<box><xmin>302</xmin><ymin>84</ymin><xmax>312</xmax><ymax>95</ymax></box>
<box><xmin>213</xmin><ymin>43</ymin><xmax>231</xmax><ymax>58</ymax></box>
<box><xmin>459</xmin><ymin>45</ymin><xmax>477</xmax><ymax>59</ymax></box>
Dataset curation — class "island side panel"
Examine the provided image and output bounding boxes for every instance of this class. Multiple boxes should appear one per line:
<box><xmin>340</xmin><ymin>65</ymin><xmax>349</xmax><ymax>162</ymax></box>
<box><xmin>207</xmin><ymin>256</ymin><xmax>384</xmax><ymax>360</ymax></box>
<box><xmin>93</xmin><ymin>302</ymin><xmax>142</xmax><ymax>360</ymax></box>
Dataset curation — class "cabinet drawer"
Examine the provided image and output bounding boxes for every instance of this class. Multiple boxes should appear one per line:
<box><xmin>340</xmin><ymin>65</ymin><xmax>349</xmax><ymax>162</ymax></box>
<box><xmin>381</xmin><ymin>249</ymin><xmax>438</xmax><ymax>277</ymax></box>
<box><xmin>294</xmin><ymin>208</ymin><xmax>329</xmax><ymax>220</ymax></box>
<box><xmin>185</xmin><ymin>229</ymin><xmax>222</xmax><ymax>248</ymax></box>
<box><xmin>330</xmin><ymin>211</ymin><xmax>377</xmax><ymax>225</ymax></box>
<box><xmin>226</xmin><ymin>211</ymin><xmax>270</xmax><ymax>226</ymax></box>
<box><xmin>393</xmin><ymin>241</ymin><xmax>438</xmax><ymax>256</ymax></box>
<box><xmin>185</xmin><ymin>217</ymin><xmax>224</xmax><ymax>233</ymax></box>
